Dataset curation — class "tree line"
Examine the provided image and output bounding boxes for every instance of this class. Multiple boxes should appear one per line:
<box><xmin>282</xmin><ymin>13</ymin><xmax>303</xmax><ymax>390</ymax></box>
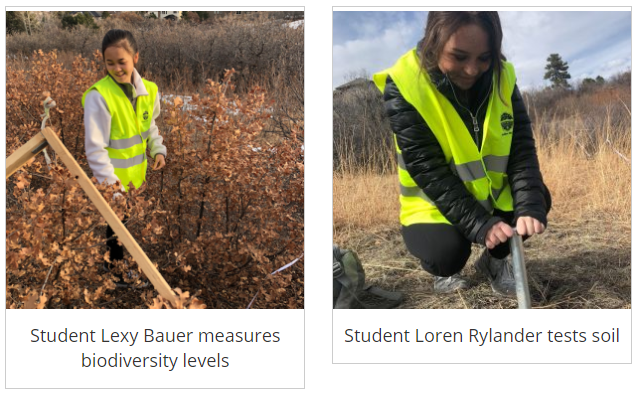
<box><xmin>6</xmin><ymin>11</ymin><xmax>305</xmax><ymax>36</ymax></box>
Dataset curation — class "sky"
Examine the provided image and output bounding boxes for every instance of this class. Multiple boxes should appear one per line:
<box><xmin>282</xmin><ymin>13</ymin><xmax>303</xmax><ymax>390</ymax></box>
<box><xmin>333</xmin><ymin>11</ymin><xmax>631</xmax><ymax>90</ymax></box>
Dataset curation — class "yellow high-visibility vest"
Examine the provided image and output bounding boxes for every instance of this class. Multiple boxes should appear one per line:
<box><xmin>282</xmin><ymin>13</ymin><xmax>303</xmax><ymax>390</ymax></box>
<box><xmin>373</xmin><ymin>48</ymin><xmax>516</xmax><ymax>226</ymax></box>
<box><xmin>82</xmin><ymin>75</ymin><xmax>158</xmax><ymax>191</ymax></box>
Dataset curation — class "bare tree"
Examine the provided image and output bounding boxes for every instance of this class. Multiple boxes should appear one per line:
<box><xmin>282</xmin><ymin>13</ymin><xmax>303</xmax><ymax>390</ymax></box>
<box><xmin>16</xmin><ymin>11</ymin><xmax>42</xmax><ymax>35</ymax></box>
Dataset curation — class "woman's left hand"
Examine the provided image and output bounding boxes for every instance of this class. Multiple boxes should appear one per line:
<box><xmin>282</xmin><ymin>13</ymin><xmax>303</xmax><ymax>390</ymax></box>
<box><xmin>516</xmin><ymin>216</ymin><xmax>545</xmax><ymax>237</ymax></box>
<box><xmin>152</xmin><ymin>154</ymin><xmax>166</xmax><ymax>170</ymax></box>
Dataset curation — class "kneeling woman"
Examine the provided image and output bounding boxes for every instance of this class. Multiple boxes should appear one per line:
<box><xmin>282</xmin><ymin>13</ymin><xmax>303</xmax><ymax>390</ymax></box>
<box><xmin>373</xmin><ymin>11</ymin><xmax>551</xmax><ymax>295</ymax></box>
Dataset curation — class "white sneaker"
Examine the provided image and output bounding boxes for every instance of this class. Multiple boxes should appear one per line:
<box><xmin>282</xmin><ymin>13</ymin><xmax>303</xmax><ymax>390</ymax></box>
<box><xmin>474</xmin><ymin>249</ymin><xmax>516</xmax><ymax>297</ymax></box>
<box><xmin>433</xmin><ymin>274</ymin><xmax>469</xmax><ymax>293</ymax></box>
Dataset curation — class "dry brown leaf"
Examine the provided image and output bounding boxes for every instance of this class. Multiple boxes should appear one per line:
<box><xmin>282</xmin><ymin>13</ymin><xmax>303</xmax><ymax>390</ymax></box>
<box><xmin>7</xmin><ymin>56</ymin><xmax>304</xmax><ymax>310</ymax></box>
<box><xmin>188</xmin><ymin>298</ymin><xmax>207</xmax><ymax>309</ymax></box>
<box><xmin>23</xmin><ymin>291</ymin><xmax>48</xmax><ymax>309</ymax></box>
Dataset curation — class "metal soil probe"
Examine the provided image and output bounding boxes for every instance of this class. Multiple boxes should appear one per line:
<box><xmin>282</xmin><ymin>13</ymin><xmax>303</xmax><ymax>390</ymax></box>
<box><xmin>509</xmin><ymin>229</ymin><xmax>531</xmax><ymax>309</ymax></box>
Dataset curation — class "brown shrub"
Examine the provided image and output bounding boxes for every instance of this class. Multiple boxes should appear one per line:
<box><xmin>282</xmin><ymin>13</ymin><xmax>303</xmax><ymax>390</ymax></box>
<box><xmin>6</xmin><ymin>51</ymin><xmax>304</xmax><ymax>309</ymax></box>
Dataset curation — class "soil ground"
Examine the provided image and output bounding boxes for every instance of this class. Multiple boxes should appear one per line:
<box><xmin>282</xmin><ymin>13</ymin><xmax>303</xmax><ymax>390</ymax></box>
<box><xmin>334</xmin><ymin>217</ymin><xmax>631</xmax><ymax>309</ymax></box>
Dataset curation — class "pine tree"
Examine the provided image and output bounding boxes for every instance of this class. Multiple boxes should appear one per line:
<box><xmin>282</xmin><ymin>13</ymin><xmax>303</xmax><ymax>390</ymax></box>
<box><xmin>82</xmin><ymin>12</ymin><xmax>98</xmax><ymax>29</ymax></box>
<box><xmin>61</xmin><ymin>12</ymin><xmax>78</xmax><ymax>29</ymax></box>
<box><xmin>195</xmin><ymin>11</ymin><xmax>209</xmax><ymax>21</ymax></box>
<box><xmin>6</xmin><ymin>12</ymin><xmax>26</xmax><ymax>35</ymax></box>
<box><xmin>544</xmin><ymin>53</ymin><xmax>571</xmax><ymax>89</ymax></box>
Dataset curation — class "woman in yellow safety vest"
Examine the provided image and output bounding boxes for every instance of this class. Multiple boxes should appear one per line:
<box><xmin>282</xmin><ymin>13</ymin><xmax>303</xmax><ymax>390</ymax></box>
<box><xmin>82</xmin><ymin>29</ymin><xmax>167</xmax><ymax>287</ymax></box>
<box><xmin>373</xmin><ymin>11</ymin><xmax>551</xmax><ymax>295</ymax></box>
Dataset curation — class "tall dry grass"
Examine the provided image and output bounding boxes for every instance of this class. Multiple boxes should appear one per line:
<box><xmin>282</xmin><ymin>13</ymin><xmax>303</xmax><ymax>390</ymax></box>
<box><xmin>535</xmin><ymin>113</ymin><xmax>630</xmax><ymax>227</ymax></box>
<box><xmin>333</xmin><ymin>84</ymin><xmax>631</xmax><ymax>234</ymax></box>
<box><xmin>333</xmin><ymin>173</ymin><xmax>399</xmax><ymax>232</ymax></box>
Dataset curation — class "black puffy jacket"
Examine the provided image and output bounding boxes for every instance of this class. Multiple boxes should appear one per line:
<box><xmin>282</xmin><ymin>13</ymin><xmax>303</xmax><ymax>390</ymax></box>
<box><xmin>384</xmin><ymin>66</ymin><xmax>550</xmax><ymax>244</ymax></box>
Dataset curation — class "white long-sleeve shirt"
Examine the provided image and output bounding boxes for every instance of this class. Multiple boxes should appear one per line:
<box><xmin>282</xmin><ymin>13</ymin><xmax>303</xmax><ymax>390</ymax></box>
<box><xmin>84</xmin><ymin>69</ymin><xmax>167</xmax><ymax>189</ymax></box>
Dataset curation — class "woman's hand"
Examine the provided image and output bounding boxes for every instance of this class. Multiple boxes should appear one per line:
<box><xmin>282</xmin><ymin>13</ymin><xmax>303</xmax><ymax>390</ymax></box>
<box><xmin>152</xmin><ymin>154</ymin><xmax>166</xmax><ymax>170</ymax></box>
<box><xmin>485</xmin><ymin>221</ymin><xmax>514</xmax><ymax>249</ymax></box>
<box><xmin>516</xmin><ymin>216</ymin><xmax>545</xmax><ymax>237</ymax></box>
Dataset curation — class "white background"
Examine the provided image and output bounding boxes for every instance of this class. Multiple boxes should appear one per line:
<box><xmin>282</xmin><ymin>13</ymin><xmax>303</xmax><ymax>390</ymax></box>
<box><xmin>334</xmin><ymin>310</ymin><xmax>631</xmax><ymax>363</ymax></box>
<box><xmin>2</xmin><ymin>1</ymin><xmax>637</xmax><ymax>398</ymax></box>
<box><xmin>6</xmin><ymin>311</ymin><xmax>304</xmax><ymax>388</ymax></box>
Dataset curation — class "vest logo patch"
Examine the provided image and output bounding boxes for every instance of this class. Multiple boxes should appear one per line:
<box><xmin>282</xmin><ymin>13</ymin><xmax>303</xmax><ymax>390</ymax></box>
<box><xmin>500</xmin><ymin>113</ymin><xmax>513</xmax><ymax>135</ymax></box>
<box><xmin>143</xmin><ymin>110</ymin><xmax>149</xmax><ymax>121</ymax></box>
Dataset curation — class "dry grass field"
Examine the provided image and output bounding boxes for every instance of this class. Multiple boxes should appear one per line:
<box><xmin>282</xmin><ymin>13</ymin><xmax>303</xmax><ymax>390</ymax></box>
<box><xmin>333</xmin><ymin>82</ymin><xmax>631</xmax><ymax>309</ymax></box>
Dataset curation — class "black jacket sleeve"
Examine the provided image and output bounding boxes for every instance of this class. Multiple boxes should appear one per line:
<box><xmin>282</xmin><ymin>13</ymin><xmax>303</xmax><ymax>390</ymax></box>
<box><xmin>384</xmin><ymin>76</ymin><xmax>501</xmax><ymax>244</ymax></box>
<box><xmin>507</xmin><ymin>85</ymin><xmax>551</xmax><ymax>226</ymax></box>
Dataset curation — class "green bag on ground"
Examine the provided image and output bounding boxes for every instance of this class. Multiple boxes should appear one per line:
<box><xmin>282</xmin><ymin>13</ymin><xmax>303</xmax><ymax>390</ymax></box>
<box><xmin>333</xmin><ymin>244</ymin><xmax>403</xmax><ymax>309</ymax></box>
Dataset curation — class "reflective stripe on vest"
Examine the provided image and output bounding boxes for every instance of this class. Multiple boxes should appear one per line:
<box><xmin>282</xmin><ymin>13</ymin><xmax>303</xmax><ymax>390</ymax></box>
<box><xmin>82</xmin><ymin>76</ymin><xmax>158</xmax><ymax>191</ymax></box>
<box><xmin>108</xmin><ymin>129</ymin><xmax>151</xmax><ymax>150</ymax></box>
<box><xmin>374</xmin><ymin>48</ymin><xmax>516</xmax><ymax>226</ymax></box>
<box><xmin>397</xmin><ymin>152</ymin><xmax>495</xmax><ymax>212</ymax></box>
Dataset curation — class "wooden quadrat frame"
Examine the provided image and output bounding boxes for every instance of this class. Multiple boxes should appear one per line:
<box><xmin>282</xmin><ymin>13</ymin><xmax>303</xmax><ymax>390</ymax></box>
<box><xmin>6</xmin><ymin>128</ymin><xmax>179</xmax><ymax>307</ymax></box>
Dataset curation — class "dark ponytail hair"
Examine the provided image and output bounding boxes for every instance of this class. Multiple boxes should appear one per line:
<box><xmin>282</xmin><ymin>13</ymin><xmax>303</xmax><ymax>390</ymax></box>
<box><xmin>102</xmin><ymin>29</ymin><xmax>139</xmax><ymax>63</ymax></box>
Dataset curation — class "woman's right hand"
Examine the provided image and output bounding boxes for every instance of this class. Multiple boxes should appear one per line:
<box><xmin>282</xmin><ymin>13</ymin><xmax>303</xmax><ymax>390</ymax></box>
<box><xmin>485</xmin><ymin>221</ymin><xmax>514</xmax><ymax>249</ymax></box>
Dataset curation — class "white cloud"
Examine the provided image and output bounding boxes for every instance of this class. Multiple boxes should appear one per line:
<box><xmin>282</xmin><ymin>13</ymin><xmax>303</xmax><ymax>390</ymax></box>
<box><xmin>333</xmin><ymin>11</ymin><xmax>631</xmax><ymax>91</ymax></box>
<box><xmin>333</xmin><ymin>21</ymin><xmax>421</xmax><ymax>88</ymax></box>
<box><xmin>500</xmin><ymin>11</ymin><xmax>630</xmax><ymax>89</ymax></box>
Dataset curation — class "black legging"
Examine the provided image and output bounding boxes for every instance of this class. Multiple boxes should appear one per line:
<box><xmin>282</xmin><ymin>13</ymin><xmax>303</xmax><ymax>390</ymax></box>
<box><xmin>402</xmin><ymin>210</ymin><xmax>514</xmax><ymax>277</ymax></box>
<box><xmin>106</xmin><ymin>216</ymin><xmax>127</xmax><ymax>265</ymax></box>
<box><xmin>402</xmin><ymin>199</ymin><xmax>552</xmax><ymax>277</ymax></box>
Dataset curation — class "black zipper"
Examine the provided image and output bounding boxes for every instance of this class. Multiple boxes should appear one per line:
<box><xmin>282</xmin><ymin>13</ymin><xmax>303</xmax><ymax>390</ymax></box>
<box><xmin>447</xmin><ymin>75</ymin><xmax>490</xmax><ymax>150</ymax></box>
